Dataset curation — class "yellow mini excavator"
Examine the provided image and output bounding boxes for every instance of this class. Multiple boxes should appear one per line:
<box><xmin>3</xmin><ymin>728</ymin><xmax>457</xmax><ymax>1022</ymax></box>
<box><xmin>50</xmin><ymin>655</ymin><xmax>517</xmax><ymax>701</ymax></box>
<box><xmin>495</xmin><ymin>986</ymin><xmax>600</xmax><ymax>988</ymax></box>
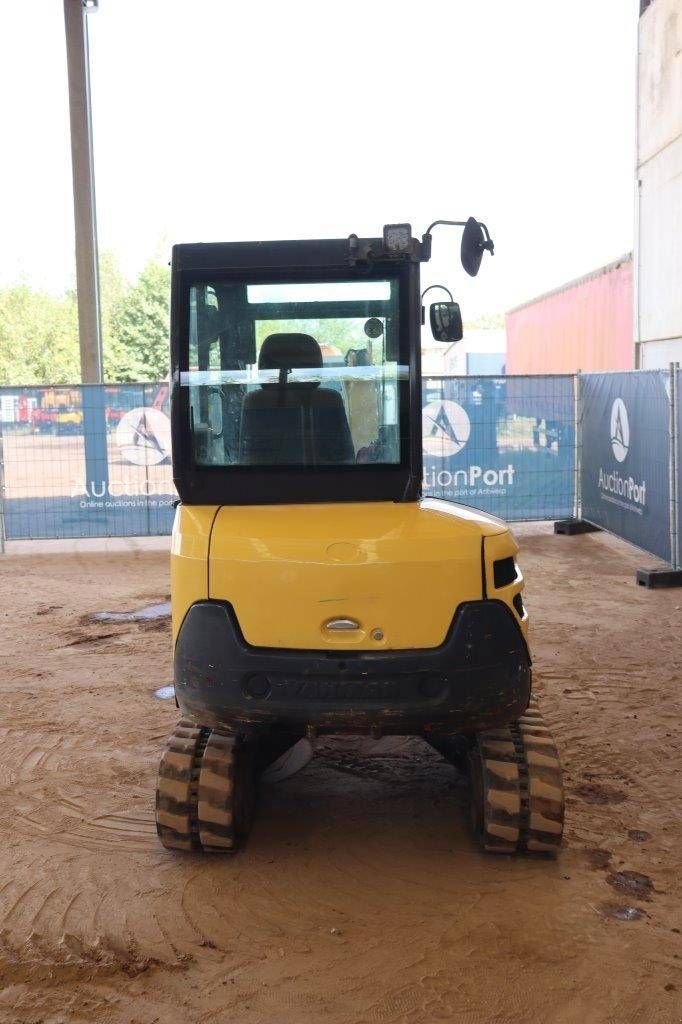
<box><xmin>155</xmin><ymin>219</ymin><xmax>565</xmax><ymax>856</ymax></box>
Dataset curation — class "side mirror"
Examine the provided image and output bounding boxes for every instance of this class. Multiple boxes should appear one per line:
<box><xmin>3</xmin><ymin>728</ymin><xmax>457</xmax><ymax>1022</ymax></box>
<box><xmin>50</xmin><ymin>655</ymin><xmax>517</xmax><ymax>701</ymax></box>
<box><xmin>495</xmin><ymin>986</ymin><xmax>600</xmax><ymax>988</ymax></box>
<box><xmin>461</xmin><ymin>216</ymin><xmax>494</xmax><ymax>277</ymax></box>
<box><xmin>430</xmin><ymin>302</ymin><xmax>463</xmax><ymax>343</ymax></box>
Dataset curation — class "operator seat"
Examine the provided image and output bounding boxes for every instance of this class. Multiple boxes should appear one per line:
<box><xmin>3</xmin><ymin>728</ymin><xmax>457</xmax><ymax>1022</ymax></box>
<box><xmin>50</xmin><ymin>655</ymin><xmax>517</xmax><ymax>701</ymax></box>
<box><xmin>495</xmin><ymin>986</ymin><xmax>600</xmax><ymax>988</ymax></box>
<box><xmin>239</xmin><ymin>333</ymin><xmax>355</xmax><ymax>465</ymax></box>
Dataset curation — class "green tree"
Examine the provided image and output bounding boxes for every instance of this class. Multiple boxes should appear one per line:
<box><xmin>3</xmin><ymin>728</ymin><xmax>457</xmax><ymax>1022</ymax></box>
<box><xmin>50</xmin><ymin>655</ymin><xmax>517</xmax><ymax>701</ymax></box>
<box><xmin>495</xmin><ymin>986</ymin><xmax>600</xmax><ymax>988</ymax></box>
<box><xmin>0</xmin><ymin>284</ymin><xmax>79</xmax><ymax>385</ymax></box>
<box><xmin>108</xmin><ymin>261</ymin><xmax>171</xmax><ymax>381</ymax></box>
<box><xmin>0</xmin><ymin>254</ymin><xmax>171</xmax><ymax>386</ymax></box>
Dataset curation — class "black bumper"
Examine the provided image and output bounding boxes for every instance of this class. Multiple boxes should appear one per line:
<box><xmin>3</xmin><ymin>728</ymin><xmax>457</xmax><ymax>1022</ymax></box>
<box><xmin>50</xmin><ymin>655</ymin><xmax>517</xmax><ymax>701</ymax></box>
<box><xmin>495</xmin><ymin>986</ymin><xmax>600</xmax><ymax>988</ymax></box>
<box><xmin>174</xmin><ymin>600</ymin><xmax>531</xmax><ymax>736</ymax></box>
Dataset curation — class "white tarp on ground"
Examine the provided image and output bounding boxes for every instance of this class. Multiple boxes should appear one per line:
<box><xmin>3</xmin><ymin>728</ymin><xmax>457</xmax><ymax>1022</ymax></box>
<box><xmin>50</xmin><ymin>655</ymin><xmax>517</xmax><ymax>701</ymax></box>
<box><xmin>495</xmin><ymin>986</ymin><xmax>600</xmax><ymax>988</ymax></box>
<box><xmin>261</xmin><ymin>736</ymin><xmax>412</xmax><ymax>783</ymax></box>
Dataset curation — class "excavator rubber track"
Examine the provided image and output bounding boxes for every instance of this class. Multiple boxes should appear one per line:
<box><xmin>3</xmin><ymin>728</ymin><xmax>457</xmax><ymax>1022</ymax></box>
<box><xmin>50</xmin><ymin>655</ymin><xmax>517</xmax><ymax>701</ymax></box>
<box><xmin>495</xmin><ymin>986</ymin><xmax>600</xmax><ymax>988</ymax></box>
<box><xmin>469</xmin><ymin>701</ymin><xmax>565</xmax><ymax>855</ymax></box>
<box><xmin>155</xmin><ymin>720</ymin><xmax>256</xmax><ymax>853</ymax></box>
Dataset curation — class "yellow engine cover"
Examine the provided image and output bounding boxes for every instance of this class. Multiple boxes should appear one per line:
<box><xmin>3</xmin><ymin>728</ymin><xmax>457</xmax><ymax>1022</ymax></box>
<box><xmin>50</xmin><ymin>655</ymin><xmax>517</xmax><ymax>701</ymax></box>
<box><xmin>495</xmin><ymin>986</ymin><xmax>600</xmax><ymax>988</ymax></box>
<box><xmin>171</xmin><ymin>499</ymin><xmax>524</xmax><ymax>651</ymax></box>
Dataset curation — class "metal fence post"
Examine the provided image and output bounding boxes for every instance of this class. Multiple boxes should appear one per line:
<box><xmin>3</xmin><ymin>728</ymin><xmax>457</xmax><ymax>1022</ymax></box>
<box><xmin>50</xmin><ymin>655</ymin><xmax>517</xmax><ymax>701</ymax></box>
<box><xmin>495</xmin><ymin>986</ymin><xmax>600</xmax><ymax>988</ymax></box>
<box><xmin>670</xmin><ymin>362</ymin><xmax>679</xmax><ymax>570</ymax></box>
<box><xmin>143</xmin><ymin>382</ymin><xmax>152</xmax><ymax>538</ymax></box>
<box><xmin>574</xmin><ymin>370</ymin><xmax>582</xmax><ymax>520</ymax></box>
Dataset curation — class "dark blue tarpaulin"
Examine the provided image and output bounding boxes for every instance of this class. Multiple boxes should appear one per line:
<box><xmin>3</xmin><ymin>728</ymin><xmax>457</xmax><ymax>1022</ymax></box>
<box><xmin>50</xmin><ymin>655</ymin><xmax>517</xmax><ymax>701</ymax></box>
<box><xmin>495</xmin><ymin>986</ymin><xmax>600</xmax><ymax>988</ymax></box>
<box><xmin>0</xmin><ymin>383</ymin><xmax>175</xmax><ymax>540</ymax></box>
<box><xmin>0</xmin><ymin>377</ymin><xmax>578</xmax><ymax>540</ymax></box>
<box><xmin>421</xmin><ymin>375</ymin><xmax>575</xmax><ymax>521</ymax></box>
<box><xmin>6</xmin><ymin>373</ymin><xmax>677</xmax><ymax>548</ymax></box>
<box><xmin>580</xmin><ymin>370</ymin><xmax>671</xmax><ymax>563</ymax></box>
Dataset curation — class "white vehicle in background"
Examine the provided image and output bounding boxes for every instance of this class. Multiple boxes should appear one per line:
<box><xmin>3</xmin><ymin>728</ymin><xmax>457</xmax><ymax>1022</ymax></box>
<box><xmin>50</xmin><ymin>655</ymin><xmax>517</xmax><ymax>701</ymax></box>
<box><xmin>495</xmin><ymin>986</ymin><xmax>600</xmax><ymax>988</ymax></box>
<box><xmin>0</xmin><ymin>393</ymin><xmax>37</xmax><ymax>427</ymax></box>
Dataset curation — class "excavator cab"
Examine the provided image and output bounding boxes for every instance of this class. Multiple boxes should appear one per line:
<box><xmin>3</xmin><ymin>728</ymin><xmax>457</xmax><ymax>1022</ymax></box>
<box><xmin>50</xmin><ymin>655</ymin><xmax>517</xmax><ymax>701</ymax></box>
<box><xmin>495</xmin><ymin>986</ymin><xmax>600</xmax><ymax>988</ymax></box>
<box><xmin>156</xmin><ymin>221</ymin><xmax>565</xmax><ymax>857</ymax></box>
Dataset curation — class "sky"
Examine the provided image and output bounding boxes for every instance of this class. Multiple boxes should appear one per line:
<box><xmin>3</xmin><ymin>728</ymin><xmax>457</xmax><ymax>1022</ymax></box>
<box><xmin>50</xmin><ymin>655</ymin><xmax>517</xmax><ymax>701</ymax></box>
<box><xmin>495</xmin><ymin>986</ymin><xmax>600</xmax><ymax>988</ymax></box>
<box><xmin>0</xmin><ymin>0</ymin><xmax>639</xmax><ymax>320</ymax></box>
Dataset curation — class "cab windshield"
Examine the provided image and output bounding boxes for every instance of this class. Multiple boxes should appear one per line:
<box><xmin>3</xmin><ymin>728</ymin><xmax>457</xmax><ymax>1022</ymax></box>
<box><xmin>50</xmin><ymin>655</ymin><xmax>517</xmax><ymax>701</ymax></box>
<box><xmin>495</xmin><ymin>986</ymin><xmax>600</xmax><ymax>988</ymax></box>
<box><xmin>182</xmin><ymin>277</ymin><xmax>407</xmax><ymax>468</ymax></box>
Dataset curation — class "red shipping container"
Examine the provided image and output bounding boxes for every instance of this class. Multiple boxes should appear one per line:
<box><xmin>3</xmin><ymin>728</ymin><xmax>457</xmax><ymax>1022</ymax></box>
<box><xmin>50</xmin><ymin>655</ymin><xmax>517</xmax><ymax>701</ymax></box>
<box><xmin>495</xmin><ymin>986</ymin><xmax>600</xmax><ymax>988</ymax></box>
<box><xmin>505</xmin><ymin>256</ymin><xmax>633</xmax><ymax>374</ymax></box>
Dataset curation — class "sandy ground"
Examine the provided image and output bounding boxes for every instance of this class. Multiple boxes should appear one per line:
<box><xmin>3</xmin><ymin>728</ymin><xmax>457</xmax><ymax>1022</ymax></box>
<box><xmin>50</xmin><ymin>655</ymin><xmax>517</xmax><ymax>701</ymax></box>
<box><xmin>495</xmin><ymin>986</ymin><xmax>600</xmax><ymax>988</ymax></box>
<box><xmin>0</xmin><ymin>524</ymin><xmax>680</xmax><ymax>1024</ymax></box>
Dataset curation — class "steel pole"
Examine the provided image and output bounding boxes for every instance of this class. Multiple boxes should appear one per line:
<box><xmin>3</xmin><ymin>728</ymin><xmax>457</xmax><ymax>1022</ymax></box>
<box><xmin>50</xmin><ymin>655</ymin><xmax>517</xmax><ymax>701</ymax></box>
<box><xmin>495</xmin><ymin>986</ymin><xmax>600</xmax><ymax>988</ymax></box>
<box><xmin>574</xmin><ymin>371</ymin><xmax>582</xmax><ymax>520</ymax></box>
<box><xmin>63</xmin><ymin>0</ymin><xmax>103</xmax><ymax>384</ymax></box>
<box><xmin>670</xmin><ymin>363</ymin><xmax>679</xmax><ymax>569</ymax></box>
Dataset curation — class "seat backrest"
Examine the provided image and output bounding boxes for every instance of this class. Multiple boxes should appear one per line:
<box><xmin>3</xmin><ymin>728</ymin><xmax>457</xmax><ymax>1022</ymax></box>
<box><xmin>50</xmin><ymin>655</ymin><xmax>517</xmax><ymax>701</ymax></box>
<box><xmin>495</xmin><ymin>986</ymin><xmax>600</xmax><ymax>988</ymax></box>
<box><xmin>239</xmin><ymin>333</ymin><xmax>355</xmax><ymax>465</ymax></box>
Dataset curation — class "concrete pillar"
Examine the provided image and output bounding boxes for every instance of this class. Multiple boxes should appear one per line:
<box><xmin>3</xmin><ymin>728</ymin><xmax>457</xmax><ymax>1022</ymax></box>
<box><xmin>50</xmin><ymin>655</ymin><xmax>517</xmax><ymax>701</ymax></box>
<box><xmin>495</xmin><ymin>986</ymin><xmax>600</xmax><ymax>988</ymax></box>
<box><xmin>64</xmin><ymin>0</ymin><xmax>108</xmax><ymax>501</ymax></box>
<box><xmin>63</xmin><ymin>0</ymin><xmax>103</xmax><ymax>384</ymax></box>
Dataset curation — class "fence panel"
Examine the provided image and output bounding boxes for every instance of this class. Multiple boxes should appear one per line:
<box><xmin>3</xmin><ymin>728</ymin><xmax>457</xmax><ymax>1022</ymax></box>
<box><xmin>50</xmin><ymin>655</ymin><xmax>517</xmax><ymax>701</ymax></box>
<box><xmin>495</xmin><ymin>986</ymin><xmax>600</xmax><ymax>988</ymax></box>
<box><xmin>421</xmin><ymin>375</ymin><xmax>576</xmax><ymax>521</ymax></box>
<box><xmin>0</xmin><ymin>383</ymin><xmax>176</xmax><ymax>540</ymax></box>
<box><xmin>3</xmin><ymin>373</ymin><xmax>679</xmax><ymax>550</ymax></box>
<box><xmin>580</xmin><ymin>370</ymin><xmax>671</xmax><ymax>563</ymax></box>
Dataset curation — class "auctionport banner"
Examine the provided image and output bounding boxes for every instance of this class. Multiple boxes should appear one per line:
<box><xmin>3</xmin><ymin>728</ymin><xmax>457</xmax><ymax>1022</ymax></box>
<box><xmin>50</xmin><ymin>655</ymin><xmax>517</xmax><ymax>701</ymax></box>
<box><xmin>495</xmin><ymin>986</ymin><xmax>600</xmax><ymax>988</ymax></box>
<box><xmin>1</xmin><ymin>376</ymin><xmax>577</xmax><ymax>541</ymax></box>
<box><xmin>0</xmin><ymin>384</ymin><xmax>176</xmax><ymax>540</ymax></box>
<box><xmin>580</xmin><ymin>371</ymin><xmax>671</xmax><ymax>563</ymax></box>
<box><xmin>421</xmin><ymin>375</ymin><xmax>575</xmax><ymax>521</ymax></box>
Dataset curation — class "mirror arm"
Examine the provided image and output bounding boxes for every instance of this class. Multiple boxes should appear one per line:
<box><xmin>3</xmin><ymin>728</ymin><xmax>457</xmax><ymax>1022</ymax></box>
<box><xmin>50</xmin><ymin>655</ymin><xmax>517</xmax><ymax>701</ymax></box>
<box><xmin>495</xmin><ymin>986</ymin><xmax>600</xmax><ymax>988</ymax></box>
<box><xmin>421</xmin><ymin>218</ymin><xmax>495</xmax><ymax>259</ymax></box>
<box><xmin>423</xmin><ymin>219</ymin><xmax>468</xmax><ymax>236</ymax></box>
<box><xmin>420</xmin><ymin>220</ymin><xmax>467</xmax><ymax>261</ymax></box>
<box><xmin>420</xmin><ymin>284</ymin><xmax>454</xmax><ymax>326</ymax></box>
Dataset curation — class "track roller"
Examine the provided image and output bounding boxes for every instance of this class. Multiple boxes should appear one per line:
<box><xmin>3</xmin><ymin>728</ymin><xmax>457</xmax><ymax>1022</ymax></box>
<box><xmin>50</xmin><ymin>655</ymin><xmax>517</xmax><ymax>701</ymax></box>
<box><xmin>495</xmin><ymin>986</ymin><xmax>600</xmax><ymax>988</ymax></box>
<box><xmin>468</xmin><ymin>703</ymin><xmax>564</xmax><ymax>856</ymax></box>
<box><xmin>155</xmin><ymin>720</ymin><xmax>257</xmax><ymax>853</ymax></box>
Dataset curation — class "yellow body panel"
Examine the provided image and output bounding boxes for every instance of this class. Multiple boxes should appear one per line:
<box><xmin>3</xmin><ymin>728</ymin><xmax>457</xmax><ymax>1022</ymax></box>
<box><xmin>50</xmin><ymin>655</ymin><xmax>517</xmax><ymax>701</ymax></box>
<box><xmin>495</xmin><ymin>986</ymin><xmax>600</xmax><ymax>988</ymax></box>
<box><xmin>170</xmin><ymin>497</ymin><xmax>523</xmax><ymax>651</ymax></box>
<box><xmin>171</xmin><ymin>505</ymin><xmax>219</xmax><ymax>645</ymax></box>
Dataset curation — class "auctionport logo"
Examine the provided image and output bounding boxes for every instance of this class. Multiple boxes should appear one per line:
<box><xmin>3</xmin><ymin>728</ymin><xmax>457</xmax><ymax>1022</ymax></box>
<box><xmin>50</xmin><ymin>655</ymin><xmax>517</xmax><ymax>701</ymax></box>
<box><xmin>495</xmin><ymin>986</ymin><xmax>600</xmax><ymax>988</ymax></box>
<box><xmin>421</xmin><ymin>398</ymin><xmax>514</xmax><ymax>492</ymax></box>
<box><xmin>597</xmin><ymin>396</ymin><xmax>645</xmax><ymax>510</ymax></box>
<box><xmin>116</xmin><ymin>408</ymin><xmax>172</xmax><ymax>466</ymax></box>
<box><xmin>610</xmin><ymin>397</ymin><xmax>629</xmax><ymax>463</ymax></box>
<box><xmin>422</xmin><ymin>400</ymin><xmax>470</xmax><ymax>457</ymax></box>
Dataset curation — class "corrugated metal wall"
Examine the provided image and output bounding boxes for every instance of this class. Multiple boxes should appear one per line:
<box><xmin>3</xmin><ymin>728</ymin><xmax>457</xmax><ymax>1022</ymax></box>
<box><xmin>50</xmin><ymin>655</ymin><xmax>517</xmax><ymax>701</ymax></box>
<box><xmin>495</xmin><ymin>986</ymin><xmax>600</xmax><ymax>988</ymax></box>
<box><xmin>505</xmin><ymin>258</ymin><xmax>634</xmax><ymax>374</ymax></box>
